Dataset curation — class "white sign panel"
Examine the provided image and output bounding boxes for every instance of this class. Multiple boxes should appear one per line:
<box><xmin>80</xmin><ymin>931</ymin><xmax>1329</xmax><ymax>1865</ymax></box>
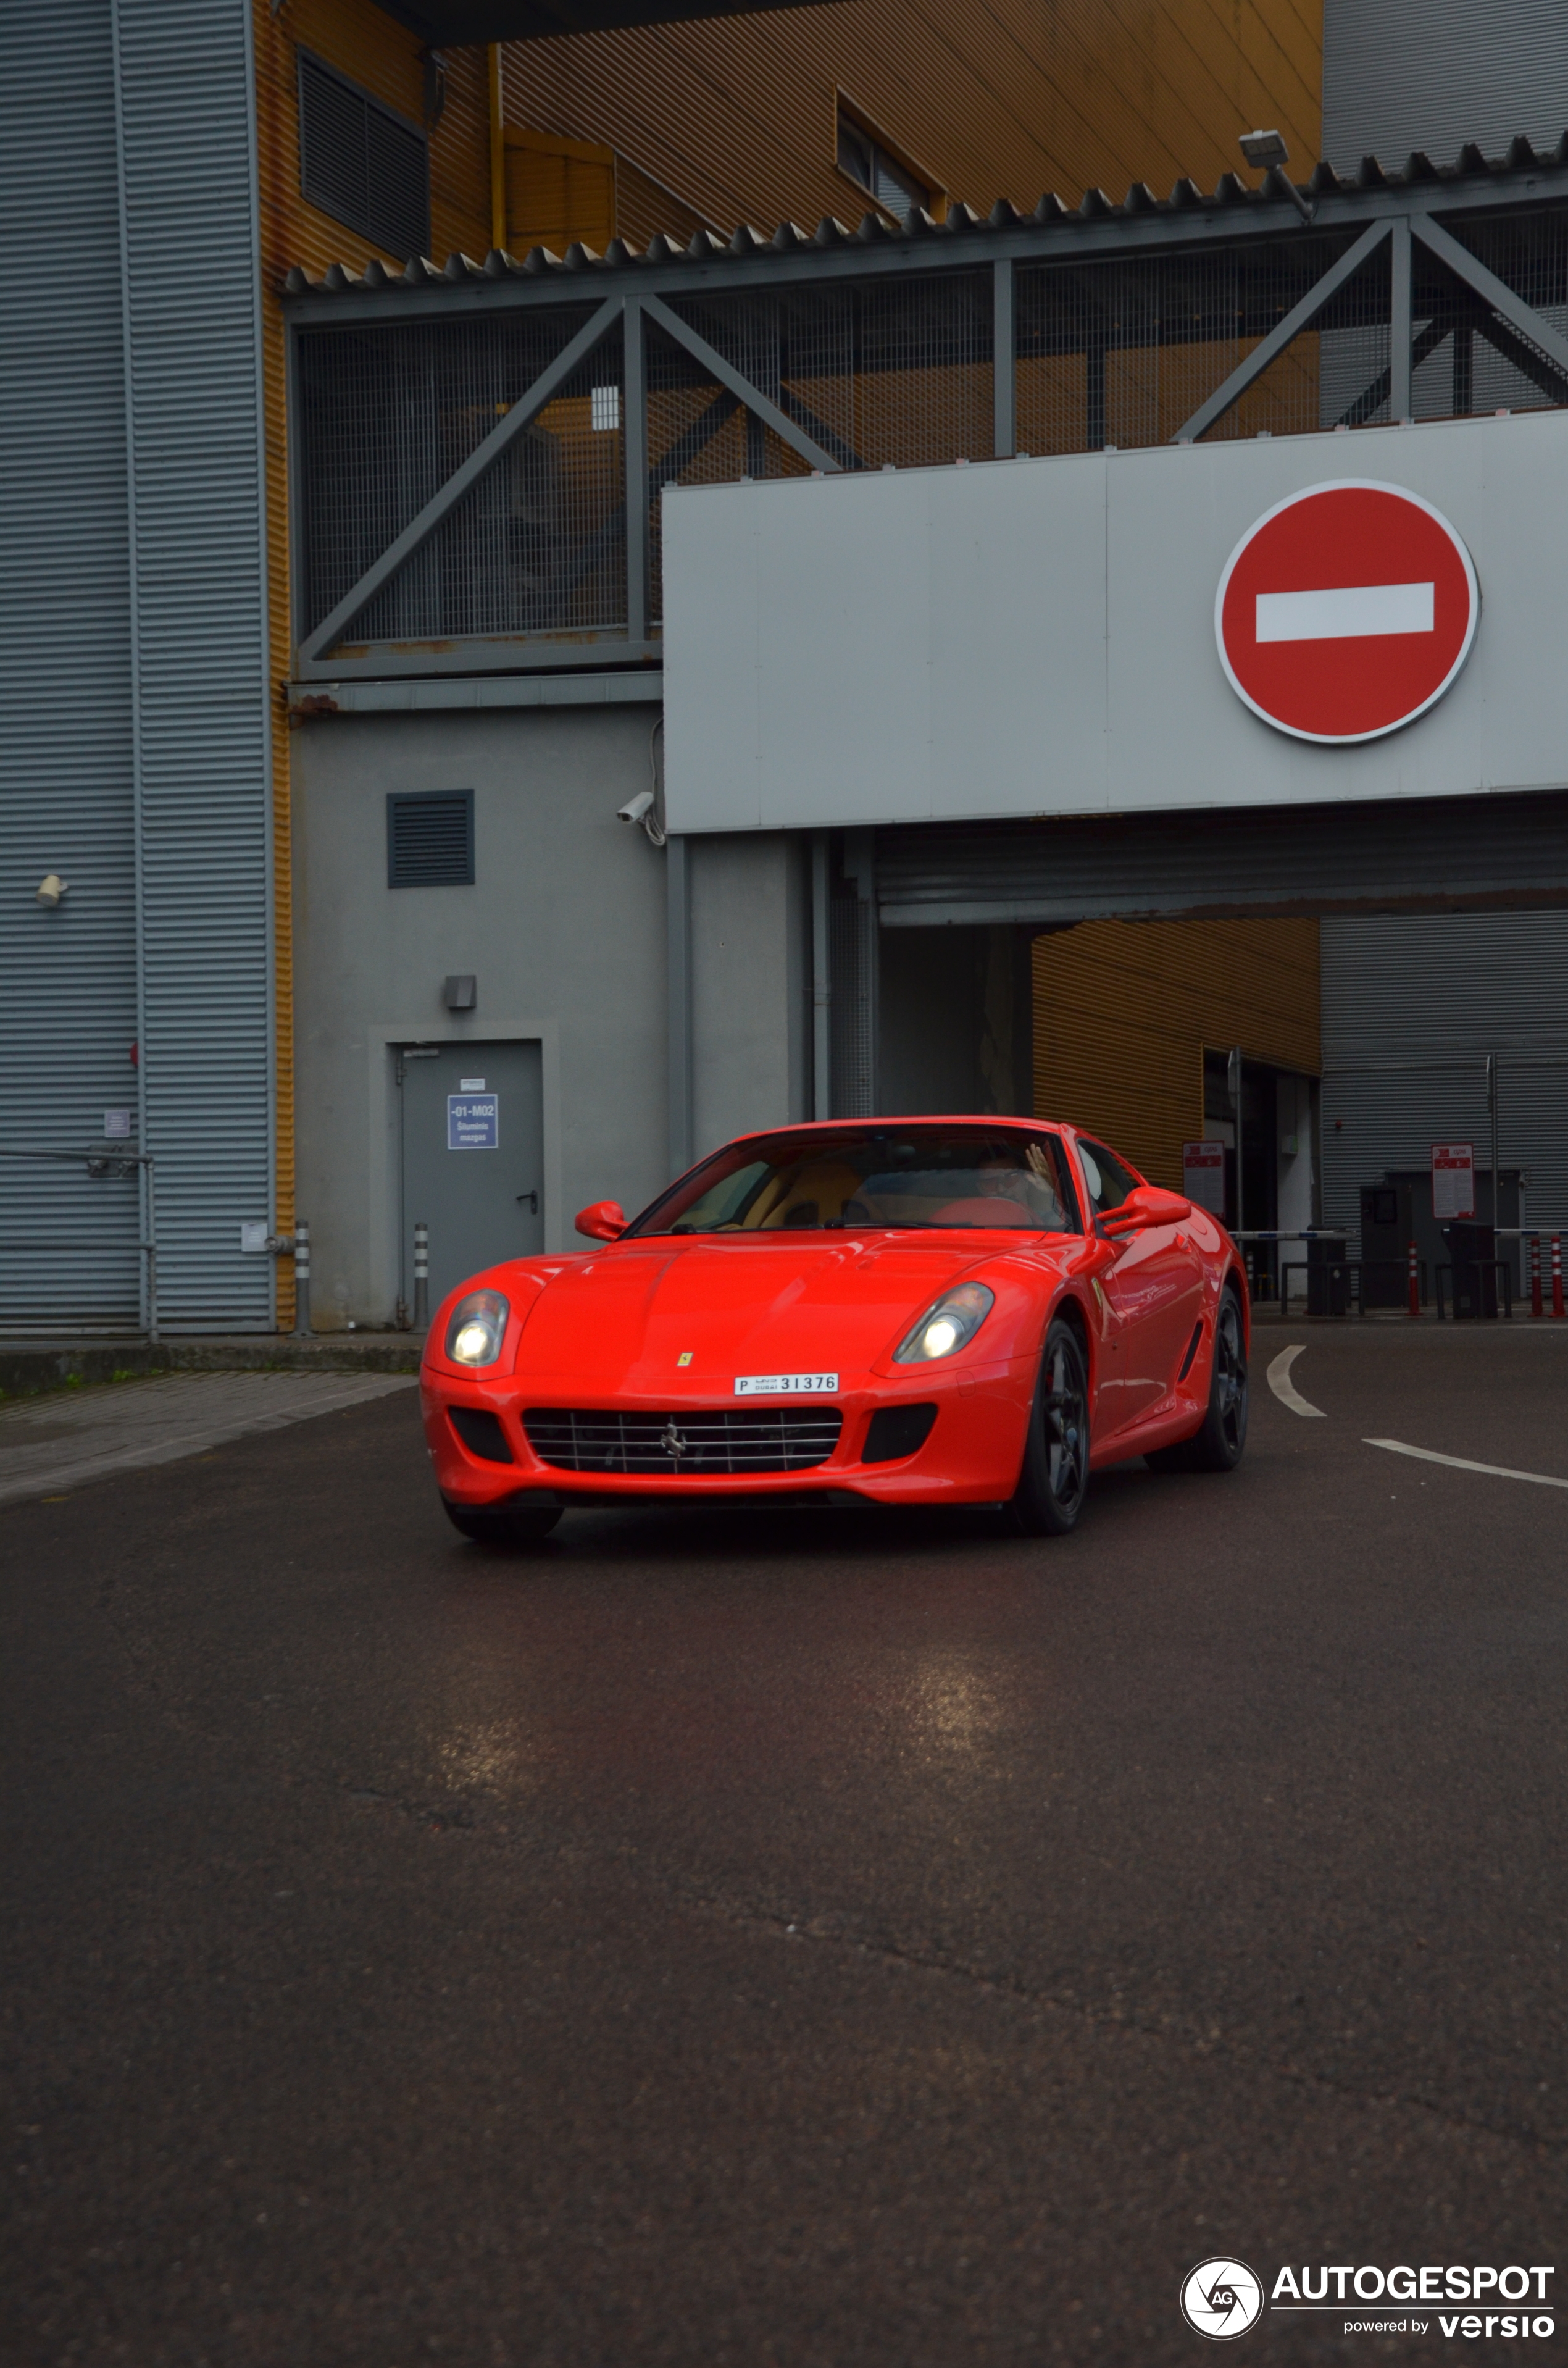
<box><xmin>1432</xmin><ymin>1141</ymin><xmax>1476</xmax><ymax>1221</ymax></box>
<box><xmin>662</xmin><ymin>406</ymin><xmax>1568</xmax><ymax>834</ymax></box>
<box><xmin>1182</xmin><ymin>1140</ymin><xmax>1227</xmax><ymax>1215</ymax></box>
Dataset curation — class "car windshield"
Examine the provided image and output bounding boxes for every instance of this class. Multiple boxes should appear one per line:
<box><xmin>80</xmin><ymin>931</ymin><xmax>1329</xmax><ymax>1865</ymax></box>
<box><xmin>627</xmin><ymin>1128</ymin><xmax>1082</xmax><ymax>1237</ymax></box>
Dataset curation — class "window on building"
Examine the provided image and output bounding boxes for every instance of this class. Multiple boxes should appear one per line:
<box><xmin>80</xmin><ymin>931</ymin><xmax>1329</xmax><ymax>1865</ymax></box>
<box><xmin>835</xmin><ymin>108</ymin><xmax>930</xmax><ymax>224</ymax></box>
<box><xmin>299</xmin><ymin>51</ymin><xmax>430</xmax><ymax>264</ymax></box>
<box><xmin>387</xmin><ymin>791</ymin><xmax>473</xmax><ymax>888</ymax></box>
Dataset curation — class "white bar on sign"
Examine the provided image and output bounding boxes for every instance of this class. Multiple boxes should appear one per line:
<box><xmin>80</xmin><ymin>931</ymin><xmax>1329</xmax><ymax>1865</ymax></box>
<box><xmin>1254</xmin><ymin>580</ymin><xmax>1435</xmax><ymax>643</ymax></box>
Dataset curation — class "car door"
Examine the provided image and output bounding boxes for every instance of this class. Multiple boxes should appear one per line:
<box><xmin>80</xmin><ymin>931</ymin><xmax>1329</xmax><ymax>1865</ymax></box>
<box><xmin>1073</xmin><ymin>1136</ymin><xmax>1204</xmax><ymax>1431</ymax></box>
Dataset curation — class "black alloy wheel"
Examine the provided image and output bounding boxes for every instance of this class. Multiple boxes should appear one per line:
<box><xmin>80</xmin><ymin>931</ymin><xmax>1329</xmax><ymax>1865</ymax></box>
<box><xmin>1146</xmin><ymin>1282</ymin><xmax>1248</xmax><ymax>1475</ymax></box>
<box><xmin>1005</xmin><ymin>1315</ymin><xmax>1090</xmax><ymax>1536</ymax></box>
<box><xmin>442</xmin><ymin>1496</ymin><xmax>562</xmax><ymax>1546</ymax></box>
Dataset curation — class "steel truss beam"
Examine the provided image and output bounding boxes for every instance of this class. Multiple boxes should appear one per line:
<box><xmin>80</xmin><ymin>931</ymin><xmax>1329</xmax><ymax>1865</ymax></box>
<box><xmin>298</xmin><ymin>295</ymin><xmax>622</xmax><ymax>662</ymax></box>
<box><xmin>292</xmin><ymin>172</ymin><xmax>1568</xmax><ymax>666</ymax></box>
<box><xmin>1172</xmin><ymin>220</ymin><xmax>1390</xmax><ymax>442</ymax></box>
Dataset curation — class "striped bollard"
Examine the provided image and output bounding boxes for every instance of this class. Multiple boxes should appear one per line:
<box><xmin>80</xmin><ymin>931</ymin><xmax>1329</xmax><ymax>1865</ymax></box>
<box><xmin>1407</xmin><ymin>1240</ymin><xmax>1420</xmax><ymax>1319</ymax></box>
<box><xmin>293</xmin><ymin>1217</ymin><xmax>311</xmax><ymax>1337</ymax></box>
<box><xmin>1554</xmin><ymin>1233</ymin><xmax>1566</xmax><ymax>1320</ymax></box>
<box><xmin>414</xmin><ymin>1221</ymin><xmax>430</xmax><ymax>1331</ymax></box>
<box><xmin>1530</xmin><ymin>1233</ymin><xmax>1544</xmax><ymax>1319</ymax></box>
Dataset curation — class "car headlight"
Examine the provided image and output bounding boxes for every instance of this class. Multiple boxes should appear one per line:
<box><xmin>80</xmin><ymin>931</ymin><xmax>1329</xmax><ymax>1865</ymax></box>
<box><xmin>444</xmin><ymin>1289</ymin><xmax>509</xmax><ymax>1368</ymax></box>
<box><xmin>894</xmin><ymin>1282</ymin><xmax>995</xmax><ymax>1364</ymax></box>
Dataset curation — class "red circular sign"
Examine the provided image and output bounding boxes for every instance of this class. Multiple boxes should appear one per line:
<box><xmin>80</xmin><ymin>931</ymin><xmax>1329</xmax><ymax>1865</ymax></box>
<box><xmin>1215</xmin><ymin>479</ymin><xmax>1478</xmax><ymax>743</ymax></box>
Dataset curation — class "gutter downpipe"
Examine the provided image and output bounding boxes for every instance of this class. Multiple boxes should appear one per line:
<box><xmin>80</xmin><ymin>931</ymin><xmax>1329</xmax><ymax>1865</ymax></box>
<box><xmin>488</xmin><ymin>45</ymin><xmax>506</xmax><ymax>254</ymax></box>
<box><xmin>812</xmin><ymin>833</ymin><xmax>831</xmax><ymax>1119</ymax></box>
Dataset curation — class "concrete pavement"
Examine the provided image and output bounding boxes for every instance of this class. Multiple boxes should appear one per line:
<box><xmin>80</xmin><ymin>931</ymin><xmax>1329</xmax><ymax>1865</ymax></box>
<box><xmin>2</xmin><ymin>1326</ymin><xmax>1566</xmax><ymax>2364</ymax></box>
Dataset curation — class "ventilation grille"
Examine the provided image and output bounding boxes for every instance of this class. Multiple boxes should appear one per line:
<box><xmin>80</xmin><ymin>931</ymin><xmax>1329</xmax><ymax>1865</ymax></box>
<box><xmin>298</xmin><ymin>51</ymin><xmax>429</xmax><ymax>265</ymax></box>
<box><xmin>523</xmin><ymin>1405</ymin><xmax>844</xmax><ymax>1475</ymax></box>
<box><xmin>387</xmin><ymin>790</ymin><xmax>473</xmax><ymax>888</ymax></box>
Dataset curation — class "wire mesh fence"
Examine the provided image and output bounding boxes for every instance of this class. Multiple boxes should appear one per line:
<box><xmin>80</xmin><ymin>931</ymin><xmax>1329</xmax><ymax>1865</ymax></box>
<box><xmin>293</xmin><ymin>210</ymin><xmax>1568</xmax><ymax>655</ymax></box>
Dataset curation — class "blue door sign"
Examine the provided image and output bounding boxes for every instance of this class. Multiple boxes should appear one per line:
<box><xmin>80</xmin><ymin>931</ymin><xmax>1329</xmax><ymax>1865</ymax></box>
<box><xmin>448</xmin><ymin>1093</ymin><xmax>499</xmax><ymax>1150</ymax></box>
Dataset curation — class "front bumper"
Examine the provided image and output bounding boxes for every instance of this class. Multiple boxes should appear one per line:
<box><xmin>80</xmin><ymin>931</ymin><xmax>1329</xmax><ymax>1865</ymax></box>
<box><xmin>420</xmin><ymin>1362</ymin><xmax>1035</xmax><ymax>1510</ymax></box>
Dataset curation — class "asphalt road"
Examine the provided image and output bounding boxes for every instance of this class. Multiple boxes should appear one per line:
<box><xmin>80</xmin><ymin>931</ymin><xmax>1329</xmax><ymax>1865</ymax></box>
<box><xmin>4</xmin><ymin>1325</ymin><xmax>1567</xmax><ymax>2367</ymax></box>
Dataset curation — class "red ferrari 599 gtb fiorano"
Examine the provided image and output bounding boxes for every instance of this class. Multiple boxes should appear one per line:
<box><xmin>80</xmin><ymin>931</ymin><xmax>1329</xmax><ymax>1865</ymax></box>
<box><xmin>420</xmin><ymin>1117</ymin><xmax>1249</xmax><ymax>1544</ymax></box>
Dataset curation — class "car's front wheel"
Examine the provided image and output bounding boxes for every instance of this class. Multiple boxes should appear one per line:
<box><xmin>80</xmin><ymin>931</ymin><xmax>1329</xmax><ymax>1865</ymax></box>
<box><xmin>442</xmin><ymin>1496</ymin><xmax>562</xmax><ymax>1547</ymax></box>
<box><xmin>1004</xmin><ymin>1315</ymin><xmax>1090</xmax><ymax>1536</ymax></box>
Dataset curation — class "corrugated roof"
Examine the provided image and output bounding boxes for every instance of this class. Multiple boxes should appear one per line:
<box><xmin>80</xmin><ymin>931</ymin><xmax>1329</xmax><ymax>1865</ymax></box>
<box><xmin>283</xmin><ymin>134</ymin><xmax>1568</xmax><ymax>298</ymax></box>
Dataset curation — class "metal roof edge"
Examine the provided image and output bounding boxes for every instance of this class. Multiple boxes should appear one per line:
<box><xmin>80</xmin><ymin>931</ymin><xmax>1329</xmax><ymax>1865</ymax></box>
<box><xmin>281</xmin><ymin>134</ymin><xmax>1568</xmax><ymax>316</ymax></box>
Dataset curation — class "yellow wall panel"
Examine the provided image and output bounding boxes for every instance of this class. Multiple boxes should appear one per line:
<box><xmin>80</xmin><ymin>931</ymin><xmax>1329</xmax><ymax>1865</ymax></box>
<box><xmin>501</xmin><ymin>0</ymin><xmax>1321</xmax><ymax>249</ymax></box>
<box><xmin>1032</xmin><ymin>916</ymin><xmax>1320</xmax><ymax>1189</ymax></box>
<box><xmin>252</xmin><ymin>0</ymin><xmax>493</xmax><ymax>1321</ymax></box>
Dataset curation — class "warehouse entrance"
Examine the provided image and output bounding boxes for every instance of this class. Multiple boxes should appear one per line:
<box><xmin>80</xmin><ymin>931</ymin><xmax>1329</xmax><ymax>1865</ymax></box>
<box><xmin>822</xmin><ymin>792</ymin><xmax>1568</xmax><ymax>1310</ymax></box>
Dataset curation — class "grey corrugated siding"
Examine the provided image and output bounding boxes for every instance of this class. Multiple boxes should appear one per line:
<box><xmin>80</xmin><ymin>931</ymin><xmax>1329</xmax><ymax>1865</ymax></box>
<box><xmin>1323</xmin><ymin>1</ymin><xmax>1568</xmax><ymax>172</ymax></box>
<box><xmin>0</xmin><ymin>0</ymin><xmax>275</xmax><ymax>1335</ymax></box>
<box><xmin>1322</xmin><ymin>913</ymin><xmax>1568</xmax><ymax>1232</ymax></box>
<box><xmin>0</xmin><ymin>2</ymin><xmax>141</xmax><ymax>1329</ymax></box>
<box><xmin>115</xmin><ymin>0</ymin><xmax>273</xmax><ymax>1330</ymax></box>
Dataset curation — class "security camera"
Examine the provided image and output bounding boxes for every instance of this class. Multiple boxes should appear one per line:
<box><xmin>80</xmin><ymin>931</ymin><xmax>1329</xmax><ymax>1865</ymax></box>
<box><xmin>617</xmin><ymin>790</ymin><xmax>656</xmax><ymax>825</ymax></box>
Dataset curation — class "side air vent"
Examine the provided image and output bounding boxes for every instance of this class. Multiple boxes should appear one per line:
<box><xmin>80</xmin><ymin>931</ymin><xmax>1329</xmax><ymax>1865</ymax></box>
<box><xmin>862</xmin><ymin>1403</ymin><xmax>938</xmax><ymax>1463</ymax></box>
<box><xmin>299</xmin><ymin>50</ymin><xmax>430</xmax><ymax>264</ymax></box>
<box><xmin>449</xmin><ymin>1406</ymin><xmax>514</xmax><ymax>1464</ymax></box>
<box><xmin>387</xmin><ymin>790</ymin><xmax>474</xmax><ymax>889</ymax></box>
<box><xmin>1177</xmin><ymin>1320</ymin><xmax>1204</xmax><ymax>1383</ymax></box>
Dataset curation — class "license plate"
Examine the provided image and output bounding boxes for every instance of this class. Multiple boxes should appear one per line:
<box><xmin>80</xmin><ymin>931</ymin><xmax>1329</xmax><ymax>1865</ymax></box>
<box><xmin>733</xmin><ymin>1373</ymin><xmax>838</xmax><ymax>1397</ymax></box>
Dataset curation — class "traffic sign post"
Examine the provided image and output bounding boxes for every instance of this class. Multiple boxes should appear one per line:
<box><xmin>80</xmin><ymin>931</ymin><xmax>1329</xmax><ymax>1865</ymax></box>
<box><xmin>1216</xmin><ymin>480</ymin><xmax>1478</xmax><ymax>742</ymax></box>
<box><xmin>1432</xmin><ymin>1142</ymin><xmax>1476</xmax><ymax>1222</ymax></box>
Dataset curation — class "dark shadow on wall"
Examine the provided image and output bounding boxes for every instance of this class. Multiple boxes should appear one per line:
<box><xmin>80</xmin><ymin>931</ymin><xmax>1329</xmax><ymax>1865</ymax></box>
<box><xmin>877</xmin><ymin>924</ymin><xmax>1036</xmax><ymax>1116</ymax></box>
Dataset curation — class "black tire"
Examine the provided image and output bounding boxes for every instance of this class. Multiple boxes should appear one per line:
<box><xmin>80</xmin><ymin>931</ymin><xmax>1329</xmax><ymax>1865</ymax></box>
<box><xmin>441</xmin><ymin>1496</ymin><xmax>562</xmax><ymax>1547</ymax></box>
<box><xmin>1004</xmin><ymin>1315</ymin><xmax>1090</xmax><ymax>1536</ymax></box>
<box><xmin>1146</xmin><ymin>1284</ymin><xmax>1248</xmax><ymax>1475</ymax></box>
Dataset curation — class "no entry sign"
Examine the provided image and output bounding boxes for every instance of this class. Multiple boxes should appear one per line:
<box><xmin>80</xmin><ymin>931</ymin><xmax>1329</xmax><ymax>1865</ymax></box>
<box><xmin>1216</xmin><ymin>480</ymin><xmax>1478</xmax><ymax>743</ymax></box>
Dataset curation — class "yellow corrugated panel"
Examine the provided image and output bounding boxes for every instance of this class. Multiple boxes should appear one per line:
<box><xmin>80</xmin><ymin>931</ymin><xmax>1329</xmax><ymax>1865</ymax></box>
<box><xmin>503</xmin><ymin>0</ymin><xmax>1320</xmax><ymax>246</ymax></box>
<box><xmin>505</xmin><ymin>126</ymin><xmax>615</xmax><ymax>254</ymax></box>
<box><xmin>1032</xmin><ymin>917</ymin><xmax>1320</xmax><ymax>1189</ymax></box>
<box><xmin>252</xmin><ymin>0</ymin><xmax>494</xmax><ymax>1323</ymax></box>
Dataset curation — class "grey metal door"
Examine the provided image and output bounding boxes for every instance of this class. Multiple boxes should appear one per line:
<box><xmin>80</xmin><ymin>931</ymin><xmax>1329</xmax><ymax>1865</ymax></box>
<box><xmin>399</xmin><ymin>1040</ymin><xmax>544</xmax><ymax>1312</ymax></box>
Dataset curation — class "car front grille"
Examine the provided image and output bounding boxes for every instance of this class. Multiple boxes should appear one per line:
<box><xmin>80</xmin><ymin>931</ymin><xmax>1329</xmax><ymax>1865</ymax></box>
<box><xmin>522</xmin><ymin>1405</ymin><xmax>843</xmax><ymax>1476</ymax></box>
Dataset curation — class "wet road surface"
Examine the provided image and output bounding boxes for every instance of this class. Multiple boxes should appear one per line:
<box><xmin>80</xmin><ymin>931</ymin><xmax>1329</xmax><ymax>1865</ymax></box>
<box><xmin>4</xmin><ymin>1324</ymin><xmax>1567</xmax><ymax>2365</ymax></box>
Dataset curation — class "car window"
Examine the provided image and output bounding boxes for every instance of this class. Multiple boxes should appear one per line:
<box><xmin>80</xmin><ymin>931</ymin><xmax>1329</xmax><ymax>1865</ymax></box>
<box><xmin>1075</xmin><ymin>1137</ymin><xmax>1141</xmax><ymax>1220</ymax></box>
<box><xmin>627</xmin><ymin>1128</ymin><xmax>1083</xmax><ymax>1236</ymax></box>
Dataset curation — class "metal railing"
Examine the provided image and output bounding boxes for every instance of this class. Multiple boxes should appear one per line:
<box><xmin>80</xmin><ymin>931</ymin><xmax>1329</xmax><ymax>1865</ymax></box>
<box><xmin>0</xmin><ymin>1146</ymin><xmax>158</xmax><ymax>1340</ymax></box>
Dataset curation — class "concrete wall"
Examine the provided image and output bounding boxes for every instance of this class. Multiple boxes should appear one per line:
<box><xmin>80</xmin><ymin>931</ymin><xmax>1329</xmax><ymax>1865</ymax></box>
<box><xmin>291</xmin><ymin>701</ymin><xmax>806</xmax><ymax>1326</ymax></box>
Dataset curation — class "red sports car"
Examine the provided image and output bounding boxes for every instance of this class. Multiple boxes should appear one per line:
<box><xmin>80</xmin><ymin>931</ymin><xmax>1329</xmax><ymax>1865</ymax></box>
<box><xmin>420</xmin><ymin>1117</ymin><xmax>1249</xmax><ymax>1544</ymax></box>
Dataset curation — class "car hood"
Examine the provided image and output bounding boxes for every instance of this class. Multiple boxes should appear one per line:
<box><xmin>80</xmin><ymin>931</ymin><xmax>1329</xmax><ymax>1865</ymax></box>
<box><xmin>508</xmin><ymin>1236</ymin><xmax>1010</xmax><ymax>1392</ymax></box>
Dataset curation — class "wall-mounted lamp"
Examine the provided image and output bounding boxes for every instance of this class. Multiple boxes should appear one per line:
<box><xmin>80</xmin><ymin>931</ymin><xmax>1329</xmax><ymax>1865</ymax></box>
<box><xmin>444</xmin><ymin>974</ymin><xmax>477</xmax><ymax>1011</ymax></box>
<box><xmin>1238</xmin><ymin>129</ymin><xmax>1316</xmax><ymax>223</ymax></box>
<box><xmin>36</xmin><ymin>872</ymin><xmax>68</xmax><ymax>908</ymax></box>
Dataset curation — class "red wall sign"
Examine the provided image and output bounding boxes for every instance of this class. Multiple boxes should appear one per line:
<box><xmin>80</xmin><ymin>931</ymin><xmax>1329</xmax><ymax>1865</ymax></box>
<box><xmin>1216</xmin><ymin>480</ymin><xmax>1478</xmax><ymax>743</ymax></box>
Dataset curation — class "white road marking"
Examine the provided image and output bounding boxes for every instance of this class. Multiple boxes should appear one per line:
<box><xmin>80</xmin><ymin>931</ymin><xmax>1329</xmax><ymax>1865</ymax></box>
<box><xmin>1266</xmin><ymin>1344</ymin><xmax>1325</xmax><ymax>1418</ymax></box>
<box><xmin>1366</xmin><ymin>1437</ymin><xmax>1568</xmax><ymax>1491</ymax></box>
<box><xmin>1254</xmin><ymin>580</ymin><xmax>1434</xmax><ymax>642</ymax></box>
<box><xmin>0</xmin><ymin>1370</ymin><xmax>415</xmax><ymax>1508</ymax></box>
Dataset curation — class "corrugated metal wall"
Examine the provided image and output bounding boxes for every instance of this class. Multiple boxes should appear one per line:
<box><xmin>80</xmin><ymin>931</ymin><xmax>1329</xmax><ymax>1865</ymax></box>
<box><xmin>116</xmin><ymin>0</ymin><xmax>275</xmax><ymax>1331</ymax></box>
<box><xmin>0</xmin><ymin>2</ymin><xmax>142</xmax><ymax>1329</ymax></box>
<box><xmin>1032</xmin><ymin>919</ymin><xmax>1321</xmax><ymax>1193</ymax></box>
<box><xmin>0</xmin><ymin>0</ymin><xmax>277</xmax><ymax>1335</ymax></box>
<box><xmin>501</xmin><ymin>0</ymin><xmax>1321</xmax><ymax>245</ymax></box>
<box><xmin>1322</xmin><ymin>913</ymin><xmax>1568</xmax><ymax>1233</ymax></box>
<box><xmin>1324</xmin><ymin>1</ymin><xmax>1568</xmax><ymax>172</ymax></box>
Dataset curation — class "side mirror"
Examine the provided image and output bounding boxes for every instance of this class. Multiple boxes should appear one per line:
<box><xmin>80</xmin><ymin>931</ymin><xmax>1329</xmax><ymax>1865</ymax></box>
<box><xmin>575</xmin><ymin>1200</ymin><xmax>628</xmax><ymax>1242</ymax></box>
<box><xmin>1102</xmin><ymin>1184</ymin><xmax>1192</xmax><ymax>1235</ymax></box>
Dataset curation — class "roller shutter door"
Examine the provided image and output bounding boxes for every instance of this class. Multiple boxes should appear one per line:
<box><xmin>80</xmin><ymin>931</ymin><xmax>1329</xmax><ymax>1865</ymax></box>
<box><xmin>875</xmin><ymin>790</ymin><xmax>1568</xmax><ymax>931</ymax></box>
